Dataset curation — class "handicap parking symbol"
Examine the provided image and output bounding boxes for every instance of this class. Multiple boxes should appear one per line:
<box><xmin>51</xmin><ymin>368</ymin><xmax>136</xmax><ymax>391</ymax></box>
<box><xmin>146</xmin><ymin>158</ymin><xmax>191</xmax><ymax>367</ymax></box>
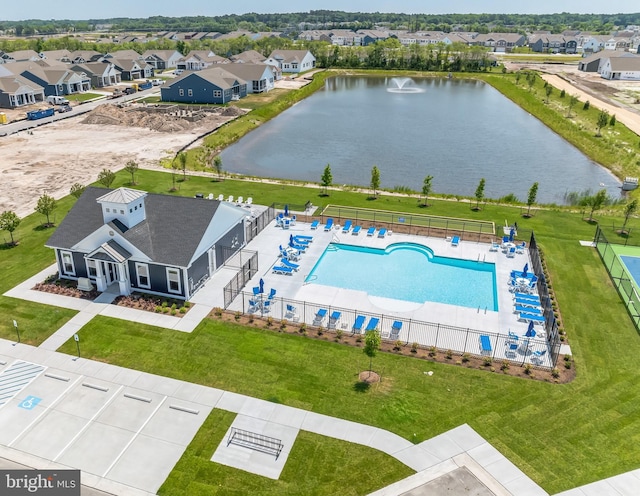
<box><xmin>18</xmin><ymin>395</ymin><xmax>41</xmax><ymax>410</ymax></box>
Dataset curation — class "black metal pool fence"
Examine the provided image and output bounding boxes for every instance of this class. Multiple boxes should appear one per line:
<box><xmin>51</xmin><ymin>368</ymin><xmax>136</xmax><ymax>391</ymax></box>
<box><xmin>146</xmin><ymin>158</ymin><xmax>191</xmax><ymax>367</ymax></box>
<box><xmin>594</xmin><ymin>225</ymin><xmax>640</xmax><ymax>330</ymax></box>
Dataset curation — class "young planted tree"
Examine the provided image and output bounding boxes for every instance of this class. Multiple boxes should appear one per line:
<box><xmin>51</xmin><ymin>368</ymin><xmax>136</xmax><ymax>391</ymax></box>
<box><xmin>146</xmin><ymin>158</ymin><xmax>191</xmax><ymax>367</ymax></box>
<box><xmin>526</xmin><ymin>72</ymin><xmax>535</xmax><ymax>92</ymax></box>
<box><xmin>421</xmin><ymin>175</ymin><xmax>433</xmax><ymax>207</ymax></box>
<box><xmin>609</xmin><ymin>114</ymin><xmax>616</xmax><ymax>127</ymax></box>
<box><xmin>474</xmin><ymin>178</ymin><xmax>486</xmax><ymax>210</ymax></box>
<box><xmin>583</xmin><ymin>100</ymin><xmax>590</xmax><ymax>111</ymax></box>
<box><xmin>69</xmin><ymin>182</ymin><xmax>85</xmax><ymax>199</ymax></box>
<box><xmin>213</xmin><ymin>155</ymin><xmax>223</xmax><ymax>180</ymax></box>
<box><xmin>170</xmin><ymin>159</ymin><xmax>179</xmax><ymax>191</ymax></box>
<box><xmin>0</xmin><ymin>210</ymin><xmax>20</xmax><ymax>245</ymax></box>
<box><xmin>178</xmin><ymin>152</ymin><xmax>188</xmax><ymax>180</ymax></box>
<box><xmin>124</xmin><ymin>160</ymin><xmax>139</xmax><ymax>185</ymax></box>
<box><xmin>514</xmin><ymin>72</ymin><xmax>521</xmax><ymax>85</ymax></box>
<box><xmin>35</xmin><ymin>193</ymin><xmax>56</xmax><ymax>227</ymax></box>
<box><xmin>370</xmin><ymin>165</ymin><xmax>380</xmax><ymax>199</ymax></box>
<box><xmin>621</xmin><ymin>199</ymin><xmax>638</xmax><ymax>234</ymax></box>
<box><xmin>560</xmin><ymin>88</ymin><xmax>565</xmax><ymax>98</ymax></box>
<box><xmin>567</xmin><ymin>95</ymin><xmax>578</xmax><ymax>118</ymax></box>
<box><xmin>545</xmin><ymin>84</ymin><xmax>552</xmax><ymax>103</ymax></box>
<box><xmin>586</xmin><ymin>189</ymin><xmax>608</xmax><ymax>222</ymax></box>
<box><xmin>363</xmin><ymin>329</ymin><xmax>381</xmax><ymax>378</ymax></box>
<box><xmin>596</xmin><ymin>110</ymin><xmax>609</xmax><ymax>137</ymax></box>
<box><xmin>97</xmin><ymin>168</ymin><xmax>115</xmax><ymax>188</ymax></box>
<box><xmin>526</xmin><ymin>182</ymin><xmax>539</xmax><ymax>217</ymax></box>
<box><xmin>320</xmin><ymin>163</ymin><xmax>332</xmax><ymax>196</ymax></box>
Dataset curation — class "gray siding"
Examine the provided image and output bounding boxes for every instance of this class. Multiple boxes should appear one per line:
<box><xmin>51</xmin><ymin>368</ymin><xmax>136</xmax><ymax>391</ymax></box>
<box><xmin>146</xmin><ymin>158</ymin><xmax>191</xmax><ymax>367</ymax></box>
<box><xmin>128</xmin><ymin>260</ymin><xmax>186</xmax><ymax>298</ymax></box>
<box><xmin>57</xmin><ymin>249</ymin><xmax>87</xmax><ymax>279</ymax></box>
<box><xmin>215</xmin><ymin>222</ymin><xmax>245</xmax><ymax>266</ymax></box>
<box><xmin>161</xmin><ymin>73</ymin><xmax>247</xmax><ymax>104</ymax></box>
<box><xmin>0</xmin><ymin>93</ymin><xmax>11</xmax><ymax>108</ymax></box>
<box><xmin>188</xmin><ymin>250</ymin><xmax>209</xmax><ymax>294</ymax></box>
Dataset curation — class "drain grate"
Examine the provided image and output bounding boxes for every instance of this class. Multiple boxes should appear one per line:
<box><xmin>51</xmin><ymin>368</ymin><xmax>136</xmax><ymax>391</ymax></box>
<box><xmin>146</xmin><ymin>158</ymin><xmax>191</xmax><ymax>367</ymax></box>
<box><xmin>0</xmin><ymin>361</ymin><xmax>46</xmax><ymax>409</ymax></box>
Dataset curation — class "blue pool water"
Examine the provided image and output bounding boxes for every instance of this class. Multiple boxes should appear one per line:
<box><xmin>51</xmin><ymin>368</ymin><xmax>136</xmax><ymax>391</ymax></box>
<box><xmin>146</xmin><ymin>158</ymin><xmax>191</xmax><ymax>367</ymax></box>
<box><xmin>305</xmin><ymin>243</ymin><xmax>497</xmax><ymax>310</ymax></box>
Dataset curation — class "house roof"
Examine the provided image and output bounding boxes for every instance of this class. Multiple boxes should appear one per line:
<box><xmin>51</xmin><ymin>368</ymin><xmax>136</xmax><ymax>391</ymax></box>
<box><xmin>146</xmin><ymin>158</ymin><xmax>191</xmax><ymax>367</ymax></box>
<box><xmin>606</xmin><ymin>56</ymin><xmax>640</xmax><ymax>71</ymax></box>
<box><xmin>169</xmin><ymin>67</ymin><xmax>246</xmax><ymax>89</ymax></box>
<box><xmin>222</xmin><ymin>63</ymin><xmax>272</xmax><ymax>81</ymax></box>
<box><xmin>0</xmin><ymin>74</ymin><xmax>44</xmax><ymax>94</ymax></box>
<box><xmin>230</xmin><ymin>50</ymin><xmax>266</xmax><ymax>64</ymax></box>
<box><xmin>97</xmin><ymin>187</ymin><xmax>147</xmax><ymax>204</ymax></box>
<box><xmin>268</xmin><ymin>50</ymin><xmax>313</xmax><ymax>63</ymax></box>
<box><xmin>110</xmin><ymin>58</ymin><xmax>141</xmax><ymax>72</ymax></box>
<box><xmin>142</xmin><ymin>49</ymin><xmax>181</xmax><ymax>60</ymax></box>
<box><xmin>46</xmin><ymin>186</ymin><xmax>239</xmax><ymax>267</ymax></box>
<box><xmin>107</xmin><ymin>49</ymin><xmax>142</xmax><ymax>60</ymax></box>
<box><xmin>40</xmin><ymin>50</ymin><xmax>71</xmax><ymax>61</ymax></box>
<box><xmin>6</xmin><ymin>50</ymin><xmax>41</xmax><ymax>61</ymax></box>
<box><xmin>69</xmin><ymin>50</ymin><xmax>103</xmax><ymax>61</ymax></box>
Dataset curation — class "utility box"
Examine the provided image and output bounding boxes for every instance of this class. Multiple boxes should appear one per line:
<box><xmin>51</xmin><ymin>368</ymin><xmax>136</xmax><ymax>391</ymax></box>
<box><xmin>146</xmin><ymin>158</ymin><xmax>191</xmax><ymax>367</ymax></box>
<box><xmin>0</xmin><ymin>112</ymin><xmax>7</xmax><ymax>124</ymax></box>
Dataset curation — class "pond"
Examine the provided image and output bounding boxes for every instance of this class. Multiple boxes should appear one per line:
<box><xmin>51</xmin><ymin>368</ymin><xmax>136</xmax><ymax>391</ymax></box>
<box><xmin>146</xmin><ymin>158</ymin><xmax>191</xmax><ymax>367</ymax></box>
<box><xmin>220</xmin><ymin>76</ymin><xmax>621</xmax><ymax>204</ymax></box>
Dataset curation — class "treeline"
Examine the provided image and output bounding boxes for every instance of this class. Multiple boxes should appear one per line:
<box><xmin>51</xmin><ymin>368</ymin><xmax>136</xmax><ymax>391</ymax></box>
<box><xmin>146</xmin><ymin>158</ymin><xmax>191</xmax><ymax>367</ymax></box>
<box><xmin>2</xmin><ymin>11</ymin><xmax>640</xmax><ymax>37</ymax></box>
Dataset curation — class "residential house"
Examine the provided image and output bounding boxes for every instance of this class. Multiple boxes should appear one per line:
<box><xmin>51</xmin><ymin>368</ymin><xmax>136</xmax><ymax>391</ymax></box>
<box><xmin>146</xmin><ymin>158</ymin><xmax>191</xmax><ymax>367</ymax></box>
<box><xmin>529</xmin><ymin>34</ymin><xmax>577</xmax><ymax>54</ymax></box>
<box><xmin>297</xmin><ymin>30</ymin><xmax>332</xmax><ymax>43</ymax></box>
<box><xmin>359</xmin><ymin>30</ymin><xmax>392</xmax><ymax>46</ymax></box>
<box><xmin>330</xmin><ymin>29</ymin><xmax>362</xmax><ymax>46</ymax></box>
<box><xmin>605</xmin><ymin>37</ymin><xmax>631</xmax><ymax>51</ymax></box>
<box><xmin>142</xmin><ymin>50</ymin><xmax>183</xmax><ymax>70</ymax></box>
<box><xmin>45</xmin><ymin>187</ymin><xmax>247</xmax><ymax>300</ymax></box>
<box><xmin>578</xmin><ymin>51</ymin><xmax>638</xmax><ymax>73</ymax></box>
<box><xmin>9</xmin><ymin>62</ymin><xmax>91</xmax><ymax>95</ymax></box>
<box><xmin>70</xmin><ymin>62</ymin><xmax>121</xmax><ymax>87</ymax></box>
<box><xmin>69</xmin><ymin>50</ymin><xmax>104</xmax><ymax>64</ymax></box>
<box><xmin>230</xmin><ymin>50</ymin><xmax>266</xmax><ymax>64</ymax></box>
<box><xmin>109</xmin><ymin>59</ymin><xmax>153</xmax><ymax>80</ymax></box>
<box><xmin>176</xmin><ymin>51</ymin><xmax>229</xmax><ymax>71</ymax></box>
<box><xmin>3</xmin><ymin>50</ymin><xmax>42</xmax><ymax>63</ymax></box>
<box><xmin>600</xmin><ymin>55</ymin><xmax>640</xmax><ymax>80</ymax></box>
<box><xmin>222</xmin><ymin>63</ymin><xmax>274</xmax><ymax>93</ymax></box>
<box><xmin>160</xmin><ymin>67</ymin><xmax>247</xmax><ymax>104</ymax></box>
<box><xmin>474</xmin><ymin>33</ymin><xmax>525</xmax><ymax>52</ymax></box>
<box><xmin>0</xmin><ymin>75</ymin><xmax>45</xmax><ymax>108</ymax></box>
<box><xmin>580</xmin><ymin>35</ymin><xmax>609</xmax><ymax>53</ymax></box>
<box><xmin>104</xmin><ymin>49</ymin><xmax>143</xmax><ymax>61</ymax></box>
<box><xmin>265</xmin><ymin>50</ymin><xmax>315</xmax><ymax>73</ymax></box>
<box><xmin>39</xmin><ymin>50</ymin><xmax>71</xmax><ymax>63</ymax></box>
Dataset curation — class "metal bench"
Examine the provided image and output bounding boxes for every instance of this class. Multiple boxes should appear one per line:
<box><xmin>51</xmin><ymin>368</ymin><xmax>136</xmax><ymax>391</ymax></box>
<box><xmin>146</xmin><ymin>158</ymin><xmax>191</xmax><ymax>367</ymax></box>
<box><xmin>227</xmin><ymin>427</ymin><xmax>284</xmax><ymax>460</ymax></box>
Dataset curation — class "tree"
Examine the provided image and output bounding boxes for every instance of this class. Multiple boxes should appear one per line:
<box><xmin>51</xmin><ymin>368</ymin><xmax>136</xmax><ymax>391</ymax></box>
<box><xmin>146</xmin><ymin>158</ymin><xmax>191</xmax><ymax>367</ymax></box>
<box><xmin>474</xmin><ymin>178</ymin><xmax>486</xmax><ymax>210</ymax></box>
<box><xmin>545</xmin><ymin>84</ymin><xmax>552</xmax><ymax>103</ymax></box>
<box><xmin>583</xmin><ymin>100</ymin><xmax>590</xmax><ymax>111</ymax></box>
<box><xmin>69</xmin><ymin>182</ymin><xmax>85</xmax><ymax>199</ymax></box>
<box><xmin>421</xmin><ymin>175</ymin><xmax>433</xmax><ymax>206</ymax></box>
<box><xmin>170</xmin><ymin>159</ymin><xmax>179</xmax><ymax>191</ymax></box>
<box><xmin>363</xmin><ymin>329</ymin><xmax>381</xmax><ymax>377</ymax></box>
<box><xmin>526</xmin><ymin>72</ymin><xmax>535</xmax><ymax>92</ymax></box>
<box><xmin>0</xmin><ymin>210</ymin><xmax>20</xmax><ymax>245</ymax></box>
<box><xmin>526</xmin><ymin>182</ymin><xmax>538</xmax><ymax>216</ymax></box>
<box><xmin>213</xmin><ymin>155</ymin><xmax>223</xmax><ymax>180</ymax></box>
<box><xmin>567</xmin><ymin>95</ymin><xmax>578</xmax><ymax>118</ymax></box>
<box><xmin>609</xmin><ymin>114</ymin><xmax>616</xmax><ymax>127</ymax></box>
<box><xmin>560</xmin><ymin>88</ymin><xmax>565</xmax><ymax>98</ymax></box>
<box><xmin>514</xmin><ymin>72</ymin><xmax>521</xmax><ymax>85</ymax></box>
<box><xmin>622</xmin><ymin>199</ymin><xmax>638</xmax><ymax>233</ymax></box>
<box><xmin>586</xmin><ymin>189</ymin><xmax>608</xmax><ymax>221</ymax></box>
<box><xmin>178</xmin><ymin>152</ymin><xmax>187</xmax><ymax>180</ymax></box>
<box><xmin>370</xmin><ymin>165</ymin><xmax>380</xmax><ymax>198</ymax></box>
<box><xmin>320</xmin><ymin>163</ymin><xmax>332</xmax><ymax>196</ymax></box>
<box><xmin>35</xmin><ymin>193</ymin><xmax>56</xmax><ymax>226</ymax></box>
<box><xmin>596</xmin><ymin>110</ymin><xmax>609</xmax><ymax>137</ymax></box>
<box><xmin>124</xmin><ymin>160</ymin><xmax>139</xmax><ymax>185</ymax></box>
<box><xmin>97</xmin><ymin>168</ymin><xmax>115</xmax><ymax>188</ymax></box>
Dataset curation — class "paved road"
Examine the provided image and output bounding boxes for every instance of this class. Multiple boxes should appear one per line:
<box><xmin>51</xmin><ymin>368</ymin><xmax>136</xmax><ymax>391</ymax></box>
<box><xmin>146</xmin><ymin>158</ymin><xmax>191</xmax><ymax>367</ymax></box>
<box><xmin>0</xmin><ymin>88</ymin><xmax>160</xmax><ymax>137</ymax></box>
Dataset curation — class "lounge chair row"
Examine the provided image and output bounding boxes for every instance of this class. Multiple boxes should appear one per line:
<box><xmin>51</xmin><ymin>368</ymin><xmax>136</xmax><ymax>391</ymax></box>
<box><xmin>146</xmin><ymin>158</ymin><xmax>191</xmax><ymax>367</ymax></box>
<box><xmin>216</xmin><ymin>194</ymin><xmax>253</xmax><ymax>207</ymax></box>
<box><xmin>309</xmin><ymin>219</ymin><xmax>390</xmax><ymax>238</ymax></box>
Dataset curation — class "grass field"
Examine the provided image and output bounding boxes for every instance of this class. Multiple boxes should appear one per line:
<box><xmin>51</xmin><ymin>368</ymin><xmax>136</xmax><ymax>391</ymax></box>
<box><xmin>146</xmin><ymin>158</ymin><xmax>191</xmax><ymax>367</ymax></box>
<box><xmin>5</xmin><ymin>169</ymin><xmax>628</xmax><ymax>494</ymax></box>
<box><xmin>66</xmin><ymin>93</ymin><xmax>103</xmax><ymax>102</ymax></box>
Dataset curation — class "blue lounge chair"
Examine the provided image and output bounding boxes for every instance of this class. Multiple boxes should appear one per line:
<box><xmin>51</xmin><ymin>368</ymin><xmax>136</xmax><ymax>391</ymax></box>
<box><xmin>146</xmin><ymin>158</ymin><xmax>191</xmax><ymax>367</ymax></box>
<box><xmin>451</xmin><ymin>236</ymin><xmax>460</xmax><ymax>246</ymax></box>
<box><xmin>314</xmin><ymin>308</ymin><xmax>327</xmax><ymax>325</ymax></box>
<box><xmin>378</xmin><ymin>228</ymin><xmax>387</xmax><ymax>238</ymax></box>
<box><xmin>272</xmin><ymin>265</ymin><xmax>294</xmax><ymax>275</ymax></box>
<box><xmin>281</xmin><ymin>259</ymin><xmax>299</xmax><ymax>271</ymax></box>
<box><xmin>267</xmin><ymin>288</ymin><xmax>277</xmax><ymax>300</ymax></box>
<box><xmin>329</xmin><ymin>311</ymin><xmax>342</xmax><ymax>329</ymax></box>
<box><xmin>513</xmin><ymin>292</ymin><xmax>539</xmax><ymax>301</ymax></box>
<box><xmin>366</xmin><ymin>226</ymin><xmax>376</xmax><ymax>236</ymax></box>
<box><xmin>352</xmin><ymin>315</ymin><xmax>366</xmax><ymax>334</ymax></box>
<box><xmin>310</xmin><ymin>220</ymin><xmax>320</xmax><ymax>230</ymax></box>
<box><xmin>352</xmin><ymin>225</ymin><xmax>361</xmax><ymax>235</ymax></box>
<box><xmin>324</xmin><ymin>218</ymin><xmax>334</xmax><ymax>231</ymax></box>
<box><xmin>294</xmin><ymin>235</ymin><xmax>313</xmax><ymax>241</ymax></box>
<box><xmin>342</xmin><ymin>220</ymin><xmax>352</xmax><ymax>233</ymax></box>
<box><xmin>289</xmin><ymin>242</ymin><xmax>306</xmax><ymax>252</ymax></box>
<box><xmin>365</xmin><ymin>317</ymin><xmax>380</xmax><ymax>331</ymax></box>
<box><xmin>390</xmin><ymin>321</ymin><xmax>402</xmax><ymax>340</ymax></box>
<box><xmin>507</xmin><ymin>330</ymin><xmax>519</xmax><ymax>343</ymax></box>
<box><xmin>514</xmin><ymin>305</ymin><xmax>542</xmax><ymax>315</ymax></box>
<box><xmin>518</xmin><ymin>312</ymin><xmax>545</xmax><ymax>324</ymax></box>
<box><xmin>292</xmin><ymin>237</ymin><xmax>310</xmax><ymax>245</ymax></box>
<box><xmin>480</xmin><ymin>335</ymin><xmax>492</xmax><ymax>355</ymax></box>
<box><xmin>515</xmin><ymin>298</ymin><xmax>541</xmax><ymax>309</ymax></box>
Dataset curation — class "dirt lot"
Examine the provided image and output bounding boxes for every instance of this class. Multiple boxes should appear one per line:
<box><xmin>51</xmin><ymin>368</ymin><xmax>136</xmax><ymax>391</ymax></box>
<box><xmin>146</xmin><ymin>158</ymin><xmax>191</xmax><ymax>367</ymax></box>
<box><xmin>0</xmin><ymin>104</ymin><xmax>245</xmax><ymax>218</ymax></box>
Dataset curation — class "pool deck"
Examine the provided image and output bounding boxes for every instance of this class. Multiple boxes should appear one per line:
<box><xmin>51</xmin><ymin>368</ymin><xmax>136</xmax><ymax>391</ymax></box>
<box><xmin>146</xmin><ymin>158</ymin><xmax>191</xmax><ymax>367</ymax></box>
<box><xmin>228</xmin><ymin>218</ymin><xmax>549</xmax><ymax>365</ymax></box>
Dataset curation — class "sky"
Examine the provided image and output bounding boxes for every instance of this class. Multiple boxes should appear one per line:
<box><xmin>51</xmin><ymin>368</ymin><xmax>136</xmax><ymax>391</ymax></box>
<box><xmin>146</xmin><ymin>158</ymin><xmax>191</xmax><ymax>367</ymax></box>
<box><xmin>2</xmin><ymin>1</ymin><xmax>639</xmax><ymax>21</ymax></box>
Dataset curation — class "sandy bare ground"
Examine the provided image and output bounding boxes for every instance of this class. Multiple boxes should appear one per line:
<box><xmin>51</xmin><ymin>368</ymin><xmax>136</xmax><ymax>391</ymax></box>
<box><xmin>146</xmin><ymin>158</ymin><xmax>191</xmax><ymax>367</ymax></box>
<box><xmin>0</xmin><ymin>115</ymin><xmax>223</xmax><ymax>218</ymax></box>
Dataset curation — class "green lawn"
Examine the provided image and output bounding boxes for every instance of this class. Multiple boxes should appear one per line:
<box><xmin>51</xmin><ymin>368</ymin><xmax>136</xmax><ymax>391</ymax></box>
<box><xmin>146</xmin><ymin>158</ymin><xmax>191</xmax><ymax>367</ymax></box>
<box><xmin>66</xmin><ymin>93</ymin><xmax>103</xmax><ymax>102</ymax></box>
<box><xmin>33</xmin><ymin>169</ymin><xmax>640</xmax><ymax>494</ymax></box>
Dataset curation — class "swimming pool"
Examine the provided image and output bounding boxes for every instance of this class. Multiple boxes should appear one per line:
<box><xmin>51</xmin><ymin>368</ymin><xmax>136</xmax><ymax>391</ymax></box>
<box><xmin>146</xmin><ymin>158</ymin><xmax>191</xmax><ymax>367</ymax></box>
<box><xmin>305</xmin><ymin>243</ymin><xmax>498</xmax><ymax>310</ymax></box>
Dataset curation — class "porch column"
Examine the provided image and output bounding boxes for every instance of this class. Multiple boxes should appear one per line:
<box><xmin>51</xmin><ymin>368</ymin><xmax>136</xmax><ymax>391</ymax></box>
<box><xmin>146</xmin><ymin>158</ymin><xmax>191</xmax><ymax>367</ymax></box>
<box><xmin>95</xmin><ymin>261</ymin><xmax>107</xmax><ymax>292</ymax></box>
<box><xmin>117</xmin><ymin>262</ymin><xmax>131</xmax><ymax>296</ymax></box>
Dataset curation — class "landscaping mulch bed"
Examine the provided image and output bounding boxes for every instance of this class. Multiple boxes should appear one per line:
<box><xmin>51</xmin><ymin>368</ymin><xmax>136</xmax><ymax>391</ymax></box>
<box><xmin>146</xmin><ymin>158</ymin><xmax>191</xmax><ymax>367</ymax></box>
<box><xmin>33</xmin><ymin>278</ymin><xmax>99</xmax><ymax>300</ymax></box>
<box><xmin>113</xmin><ymin>294</ymin><xmax>192</xmax><ymax>317</ymax></box>
<box><xmin>212</xmin><ymin>310</ymin><xmax>575</xmax><ymax>383</ymax></box>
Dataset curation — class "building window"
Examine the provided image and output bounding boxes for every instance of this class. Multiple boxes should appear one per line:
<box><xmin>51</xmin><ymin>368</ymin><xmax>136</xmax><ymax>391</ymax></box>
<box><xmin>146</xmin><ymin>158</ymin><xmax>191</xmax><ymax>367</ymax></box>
<box><xmin>129</xmin><ymin>209</ymin><xmax>132</xmax><ymax>213</ymax></box>
<box><xmin>179</xmin><ymin>89</ymin><xmax>184</xmax><ymax>96</ymax></box>
<box><xmin>120</xmin><ymin>210</ymin><xmax>124</xmax><ymax>214</ymax></box>
<box><xmin>213</xmin><ymin>90</ymin><xmax>221</xmax><ymax>97</ymax></box>
<box><xmin>106</xmin><ymin>208</ymin><xmax>110</xmax><ymax>212</ymax></box>
<box><xmin>136</xmin><ymin>262</ymin><xmax>150</xmax><ymax>288</ymax></box>
<box><xmin>61</xmin><ymin>251</ymin><xmax>75</xmax><ymax>275</ymax></box>
<box><xmin>166</xmin><ymin>268</ymin><xmax>181</xmax><ymax>294</ymax></box>
<box><xmin>86</xmin><ymin>259</ymin><xmax>97</xmax><ymax>278</ymax></box>
<box><xmin>187</xmin><ymin>89</ymin><xmax>193</xmax><ymax>96</ymax></box>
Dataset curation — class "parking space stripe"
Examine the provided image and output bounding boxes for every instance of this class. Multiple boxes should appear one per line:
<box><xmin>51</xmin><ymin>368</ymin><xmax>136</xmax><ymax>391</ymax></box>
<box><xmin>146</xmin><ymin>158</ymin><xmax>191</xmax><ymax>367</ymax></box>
<box><xmin>53</xmin><ymin>385</ymin><xmax>124</xmax><ymax>462</ymax></box>
<box><xmin>102</xmin><ymin>395</ymin><xmax>168</xmax><ymax>478</ymax></box>
<box><xmin>0</xmin><ymin>361</ymin><xmax>46</xmax><ymax>409</ymax></box>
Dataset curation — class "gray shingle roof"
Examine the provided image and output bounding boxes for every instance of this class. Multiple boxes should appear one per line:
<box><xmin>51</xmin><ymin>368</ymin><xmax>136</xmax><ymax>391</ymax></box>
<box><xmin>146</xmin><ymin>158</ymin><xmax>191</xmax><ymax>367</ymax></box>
<box><xmin>46</xmin><ymin>187</ymin><xmax>225</xmax><ymax>267</ymax></box>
